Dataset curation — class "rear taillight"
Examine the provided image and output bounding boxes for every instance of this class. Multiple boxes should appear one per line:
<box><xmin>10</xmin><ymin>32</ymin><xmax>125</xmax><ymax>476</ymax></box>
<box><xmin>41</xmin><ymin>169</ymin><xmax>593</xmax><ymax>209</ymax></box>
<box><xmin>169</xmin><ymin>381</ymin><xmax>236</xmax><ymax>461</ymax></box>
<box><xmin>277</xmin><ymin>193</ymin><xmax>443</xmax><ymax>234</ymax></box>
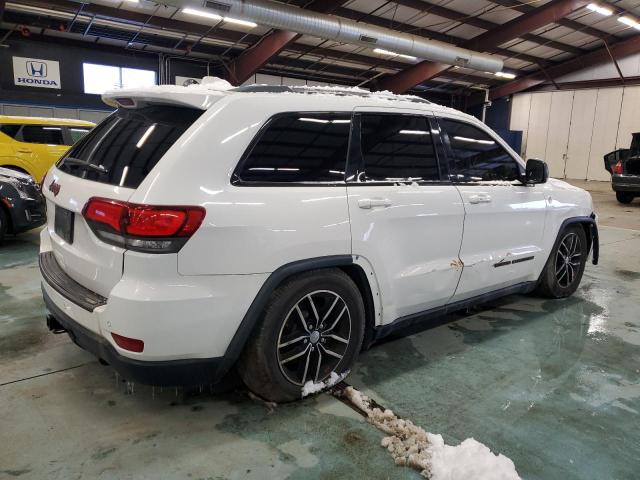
<box><xmin>83</xmin><ymin>197</ymin><xmax>205</xmax><ymax>253</ymax></box>
<box><xmin>613</xmin><ymin>161</ymin><xmax>623</xmax><ymax>175</ymax></box>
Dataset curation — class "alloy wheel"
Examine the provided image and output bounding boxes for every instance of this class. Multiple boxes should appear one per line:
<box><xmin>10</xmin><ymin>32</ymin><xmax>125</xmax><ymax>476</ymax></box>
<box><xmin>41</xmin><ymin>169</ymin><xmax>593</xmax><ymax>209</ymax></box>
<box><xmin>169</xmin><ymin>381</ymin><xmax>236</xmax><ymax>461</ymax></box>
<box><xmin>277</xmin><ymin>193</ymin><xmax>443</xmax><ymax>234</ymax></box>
<box><xmin>555</xmin><ymin>232</ymin><xmax>582</xmax><ymax>288</ymax></box>
<box><xmin>276</xmin><ymin>290</ymin><xmax>351</xmax><ymax>386</ymax></box>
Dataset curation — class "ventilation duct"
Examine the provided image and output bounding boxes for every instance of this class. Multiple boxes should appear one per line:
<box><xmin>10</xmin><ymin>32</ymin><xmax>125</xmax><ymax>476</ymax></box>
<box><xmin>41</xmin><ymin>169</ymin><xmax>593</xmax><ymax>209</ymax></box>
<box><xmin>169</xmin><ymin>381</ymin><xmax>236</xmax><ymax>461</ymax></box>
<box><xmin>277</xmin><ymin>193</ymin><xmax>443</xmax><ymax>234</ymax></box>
<box><xmin>164</xmin><ymin>0</ymin><xmax>504</xmax><ymax>72</ymax></box>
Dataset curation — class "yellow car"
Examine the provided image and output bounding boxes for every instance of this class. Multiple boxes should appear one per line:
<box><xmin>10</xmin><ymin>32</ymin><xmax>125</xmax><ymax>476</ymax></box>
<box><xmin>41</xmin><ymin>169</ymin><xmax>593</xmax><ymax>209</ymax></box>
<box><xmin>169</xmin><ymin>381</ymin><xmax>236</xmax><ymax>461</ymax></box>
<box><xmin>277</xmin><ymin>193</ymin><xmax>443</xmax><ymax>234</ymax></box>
<box><xmin>0</xmin><ymin>116</ymin><xmax>95</xmax><ymax>182</ymax></box>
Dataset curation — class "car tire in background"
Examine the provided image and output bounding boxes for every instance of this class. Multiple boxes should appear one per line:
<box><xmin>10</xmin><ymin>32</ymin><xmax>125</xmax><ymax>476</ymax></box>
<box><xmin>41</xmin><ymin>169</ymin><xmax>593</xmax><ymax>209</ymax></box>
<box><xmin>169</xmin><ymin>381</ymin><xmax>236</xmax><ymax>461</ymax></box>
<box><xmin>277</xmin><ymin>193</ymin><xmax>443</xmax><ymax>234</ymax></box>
<box><xmin>616</xmin><ymin>191</ymin><xmax>635</xmax><ymax>204</ymax></box>
<box><xmin>0</xmin><ymin>207</ymin><xmax>7</xmax><ymax>244</ymax></box>
<box><xmin>537</xmin><ymin>225</ymin><xmax>588</xmax><ymax>299</ymax></box>
<box><xmin>238</xmin><ymin>268</ymin><xmax>365</xmax><ymax>402</ymax></box>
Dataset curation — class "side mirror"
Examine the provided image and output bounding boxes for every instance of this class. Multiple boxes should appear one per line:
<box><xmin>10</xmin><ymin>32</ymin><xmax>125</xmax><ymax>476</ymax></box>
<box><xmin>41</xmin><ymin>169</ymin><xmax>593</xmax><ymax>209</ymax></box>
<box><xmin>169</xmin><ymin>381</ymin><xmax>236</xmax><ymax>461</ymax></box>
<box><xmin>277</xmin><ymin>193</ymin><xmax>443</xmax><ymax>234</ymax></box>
<box><xmin>524</xmin><ymin>158</ymin><xmax>548</xmax><ymax>184</ymax></box>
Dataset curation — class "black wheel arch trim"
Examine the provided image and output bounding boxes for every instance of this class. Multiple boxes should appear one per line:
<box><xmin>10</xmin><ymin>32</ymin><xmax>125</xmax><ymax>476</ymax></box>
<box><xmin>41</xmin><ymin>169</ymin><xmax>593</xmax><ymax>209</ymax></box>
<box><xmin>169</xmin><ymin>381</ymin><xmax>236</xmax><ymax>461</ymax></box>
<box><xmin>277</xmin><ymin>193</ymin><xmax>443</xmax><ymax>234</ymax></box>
<box><xmin>549</xmin><ymin>215</ymin><xmax>599</xmax><ymax>268</ymax></box>
<box><xmin>217</xmin><ymin>255</ymin><xmax>355</xmax><ymax>377</ymax></box>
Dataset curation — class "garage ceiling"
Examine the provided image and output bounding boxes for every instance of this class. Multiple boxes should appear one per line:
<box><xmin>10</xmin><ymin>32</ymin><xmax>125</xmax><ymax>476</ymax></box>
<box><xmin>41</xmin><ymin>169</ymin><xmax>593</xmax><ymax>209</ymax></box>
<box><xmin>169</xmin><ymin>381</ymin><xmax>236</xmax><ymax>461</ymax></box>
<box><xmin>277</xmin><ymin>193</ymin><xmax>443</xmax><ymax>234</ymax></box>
<box><xmin>2</xmin><ymin>0</ymin><xmax>640</xmax><ymax>97</ymax></box>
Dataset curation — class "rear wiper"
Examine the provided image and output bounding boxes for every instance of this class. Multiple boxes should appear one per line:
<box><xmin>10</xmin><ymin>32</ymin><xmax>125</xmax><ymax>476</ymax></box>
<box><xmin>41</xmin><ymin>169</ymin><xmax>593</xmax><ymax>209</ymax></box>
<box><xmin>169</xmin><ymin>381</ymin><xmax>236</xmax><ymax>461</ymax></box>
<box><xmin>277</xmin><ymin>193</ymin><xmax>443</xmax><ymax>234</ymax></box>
<box><xmin>61</xmin><ymin>158</ymin><xmax>108</xmax><ymax>174</ymax></box>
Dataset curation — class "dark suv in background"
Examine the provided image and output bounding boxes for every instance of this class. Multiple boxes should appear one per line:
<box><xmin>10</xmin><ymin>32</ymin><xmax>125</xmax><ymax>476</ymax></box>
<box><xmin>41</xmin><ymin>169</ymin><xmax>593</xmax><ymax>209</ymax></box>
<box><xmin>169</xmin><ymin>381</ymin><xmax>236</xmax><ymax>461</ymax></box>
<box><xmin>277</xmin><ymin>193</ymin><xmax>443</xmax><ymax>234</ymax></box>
<box><xmin>0</xmin><ymin>167</ymin><xmax>46</xmax><ymax>243</ymax></box>
<box><xmin>604</xmin><ymin>132</ymin><xmax>640</xmax><ymax>204</ymax></box>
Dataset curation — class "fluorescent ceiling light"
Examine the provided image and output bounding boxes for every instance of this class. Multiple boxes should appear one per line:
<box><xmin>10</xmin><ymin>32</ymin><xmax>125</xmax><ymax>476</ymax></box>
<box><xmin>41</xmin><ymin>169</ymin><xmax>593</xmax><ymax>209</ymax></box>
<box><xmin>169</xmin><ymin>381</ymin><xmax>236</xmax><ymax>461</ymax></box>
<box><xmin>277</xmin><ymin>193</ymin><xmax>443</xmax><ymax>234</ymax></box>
<box><xmin>136</xmin><ymin>124</ymin><xmax>156</xmax><ymax>148</ymax></box>
<box><xmin>298</xmin><ymin>118</ymin><xmax>350</xmax><ymax>124</ymax></box>
<box><xmin>586</xmin><ymin>3</ymin><xmax>613</xmax><ymax>15</ymax></box>
<box><xmin>454</xmin><ymin>136</ymin><xmax>495</xmax><ymax>145</ymax></box>
<box><xmin>373</xmin><ymin>48</ymin><xmax>417</xmax><ymax>61</ymax></box>
<box><xmin>495</xmin><ymin>71</ymin><xmax>516</xmax><ymax>79</ymax></box>
<box><xmin>399</xmin><ymin>130</ymin><xmax>429</xmax><ymax>135</ymax></box>
<box><xmin>618</xmin><ymin>16</ymin><xmax>640</xmax><ymax>28</ymax></box>
<box><xmin>182</xmin><ymin>8</ymin><xmax>223</xmax><ymax>21</ymax></box>
<box><xmin>299</xmin><ymin>117</ymin><xmax>329</xmax><ymax>123</ymax></box>
<box><xmin>223</xmin><ymin>17</ymin><xmax>258</xmax><ymax>28</ymax></box>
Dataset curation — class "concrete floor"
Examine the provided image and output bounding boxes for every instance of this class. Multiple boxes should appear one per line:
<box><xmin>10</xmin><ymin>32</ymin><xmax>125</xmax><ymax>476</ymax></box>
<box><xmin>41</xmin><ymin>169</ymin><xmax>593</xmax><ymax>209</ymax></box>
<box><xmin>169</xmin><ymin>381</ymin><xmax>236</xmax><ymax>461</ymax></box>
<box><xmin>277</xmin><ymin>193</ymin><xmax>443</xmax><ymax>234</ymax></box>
<box><xmin>1</xmin><ymin>184</ymin><xmax>639</xmax><ymax>480</ymax></box>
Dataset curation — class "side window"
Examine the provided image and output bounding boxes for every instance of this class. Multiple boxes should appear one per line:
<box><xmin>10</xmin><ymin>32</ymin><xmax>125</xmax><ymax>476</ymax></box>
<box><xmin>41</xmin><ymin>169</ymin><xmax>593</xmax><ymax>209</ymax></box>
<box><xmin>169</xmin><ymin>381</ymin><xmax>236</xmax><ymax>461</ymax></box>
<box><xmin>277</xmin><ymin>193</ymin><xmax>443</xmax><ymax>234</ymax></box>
<box><xmin>237</xmin><ymin>113</ymin><xmax>351</xmax><ymax>183</ymax></box>
<box><xmin>68</xmin><ymin>127</ymin><xmax>92</xmax><ymax>144</ymax></box>
<box><xmin>440</xmin><ymin>118</ymin><xmax>521</xmax><ymax>182</ymax></box>
<box><xmin>0</xmin><ymin>125</ymin><xmax>21</xmax><ymax>139</ymax></box>
<box><xmin>358</xmin><ymin>114</ymin><xmax>440</xmax><ymax>182</ymax></box>
<box><xmin>21</xmin><ymin>125</ymin><xmax>66</xmax><ymax>146</ymax></box>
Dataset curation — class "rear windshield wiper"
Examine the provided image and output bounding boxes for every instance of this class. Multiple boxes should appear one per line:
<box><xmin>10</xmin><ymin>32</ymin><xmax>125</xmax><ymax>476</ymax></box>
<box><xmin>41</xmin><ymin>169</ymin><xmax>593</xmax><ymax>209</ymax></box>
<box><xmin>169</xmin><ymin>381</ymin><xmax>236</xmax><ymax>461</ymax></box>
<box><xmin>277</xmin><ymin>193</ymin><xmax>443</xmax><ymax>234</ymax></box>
<box><xmin>61</xmin><ymin>158</ymin><xmax>109</xmax><ymax>174</ymax></box>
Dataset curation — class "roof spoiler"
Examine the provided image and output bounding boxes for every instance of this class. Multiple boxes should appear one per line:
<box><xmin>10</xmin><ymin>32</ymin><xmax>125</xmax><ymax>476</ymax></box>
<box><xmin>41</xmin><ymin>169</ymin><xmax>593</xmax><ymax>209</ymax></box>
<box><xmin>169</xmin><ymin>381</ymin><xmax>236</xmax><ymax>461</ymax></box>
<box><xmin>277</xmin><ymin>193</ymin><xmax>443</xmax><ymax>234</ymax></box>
<box><xmin>102</xmin><ymin>78</ymin><xmax>233</xmax><ymax>110</ymax></box>
<box><xmin>102</xmin><ymin>88</ymin><xmax>227</xmax><ymax>110</ymax></box>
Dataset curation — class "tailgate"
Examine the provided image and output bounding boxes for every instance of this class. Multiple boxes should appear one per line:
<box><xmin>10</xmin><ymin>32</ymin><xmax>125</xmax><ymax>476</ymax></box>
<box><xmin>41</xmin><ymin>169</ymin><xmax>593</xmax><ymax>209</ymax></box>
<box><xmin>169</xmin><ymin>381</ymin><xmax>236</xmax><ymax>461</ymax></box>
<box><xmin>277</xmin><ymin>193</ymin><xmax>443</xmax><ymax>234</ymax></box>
<box><xmin>42</xmin><ymin>168</ymin><xmax>134</xmax><ymax>298</ymax></box>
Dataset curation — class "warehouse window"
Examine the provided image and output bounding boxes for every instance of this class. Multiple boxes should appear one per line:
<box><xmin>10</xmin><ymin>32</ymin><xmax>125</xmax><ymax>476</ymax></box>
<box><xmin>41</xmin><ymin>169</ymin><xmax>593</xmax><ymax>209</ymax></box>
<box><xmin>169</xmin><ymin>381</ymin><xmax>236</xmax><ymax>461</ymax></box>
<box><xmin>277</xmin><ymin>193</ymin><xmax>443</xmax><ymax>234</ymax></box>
<box><xmin>83</xmin><ymin>63</ymin><xmax>156</xmax><ymax>95</ymax></box>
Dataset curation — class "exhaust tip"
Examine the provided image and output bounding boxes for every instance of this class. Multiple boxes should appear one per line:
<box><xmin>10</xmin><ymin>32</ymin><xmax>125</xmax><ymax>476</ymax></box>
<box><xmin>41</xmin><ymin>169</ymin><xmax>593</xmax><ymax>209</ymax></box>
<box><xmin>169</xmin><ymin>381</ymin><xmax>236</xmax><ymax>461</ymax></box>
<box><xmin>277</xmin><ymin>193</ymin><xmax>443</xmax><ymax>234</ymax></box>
<box><xmin>46</xmin><ymin>314</ymin><xmax>66</xmax><ymax>334</ymax></box>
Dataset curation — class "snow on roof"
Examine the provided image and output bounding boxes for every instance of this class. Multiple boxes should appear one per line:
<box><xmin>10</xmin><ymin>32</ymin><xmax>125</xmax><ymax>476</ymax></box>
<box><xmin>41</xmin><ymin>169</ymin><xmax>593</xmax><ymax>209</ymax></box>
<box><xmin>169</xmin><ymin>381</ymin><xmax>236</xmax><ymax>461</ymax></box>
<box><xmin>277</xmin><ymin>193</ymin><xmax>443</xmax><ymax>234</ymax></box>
<box><xmin>100</xmin><ymin>76</ymin><xmax>479</xmax><ymax>125</ymax></box>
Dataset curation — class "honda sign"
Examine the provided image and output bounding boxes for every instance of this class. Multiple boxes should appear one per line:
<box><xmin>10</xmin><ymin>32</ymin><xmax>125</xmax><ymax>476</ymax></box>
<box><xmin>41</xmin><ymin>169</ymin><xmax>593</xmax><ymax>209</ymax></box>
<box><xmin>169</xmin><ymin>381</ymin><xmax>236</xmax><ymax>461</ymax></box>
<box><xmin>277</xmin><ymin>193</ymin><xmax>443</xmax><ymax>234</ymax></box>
<box><xmin>13</xmin><ymin>56</ymin><xmax>61</xmax><ymax>89</ymax></box>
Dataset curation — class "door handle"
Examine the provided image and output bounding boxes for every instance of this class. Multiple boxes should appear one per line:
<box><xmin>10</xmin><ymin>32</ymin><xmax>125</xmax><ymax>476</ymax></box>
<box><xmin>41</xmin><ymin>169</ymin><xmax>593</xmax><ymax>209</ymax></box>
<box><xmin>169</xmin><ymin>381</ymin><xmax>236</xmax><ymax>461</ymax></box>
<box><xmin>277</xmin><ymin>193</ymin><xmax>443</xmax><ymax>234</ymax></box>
<box><xmin>468</xmin><ymin>194</ymin><xmax>492</xmax><ymax>204</ymax></box>
<box><xmin>358</xmin><ymin>198</ymin><xmax>392</xmax><ymax>209</ymax></box>
<box><xmin>17</xmin><ymin>149</ymin><xmax>32</xmax><ymax>154</ymax></box>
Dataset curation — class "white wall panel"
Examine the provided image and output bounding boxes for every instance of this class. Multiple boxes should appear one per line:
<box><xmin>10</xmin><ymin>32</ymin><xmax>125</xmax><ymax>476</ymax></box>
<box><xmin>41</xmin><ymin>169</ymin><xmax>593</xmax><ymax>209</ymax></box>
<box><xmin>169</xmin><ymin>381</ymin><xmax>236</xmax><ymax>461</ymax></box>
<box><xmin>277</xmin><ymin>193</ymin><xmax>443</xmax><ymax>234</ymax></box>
<box><xmin>616</xmin><ymin>86</ymin><xmax>640</xmax><ymax>150</ymax></box>
<box><xmin>78</xmin><ymin>110</ymin><xmax>110</xmax><ymax>123</ymax></box>
<box><xmin>524</xmin><ymin>92</ymin><xmax>551</xmax><ymax>162</ymax></box>
<box><xmin>29</xmin><ymin>107</ymin><xmax>55</xmax><ymax>118</ymax></box>
<box><xmin>53</xmin><ymin>108</ymin><xmax>78</xmax><ymax>119</ymax></box>
<box><xmin>565</xmin><ymin>89</ymin><xmax>597</xmax><ymax>180</ymax></box>
<box><xmin>509</xmin><ymin>92</ymin><xmax>531</xmax><ymax>155</ymax></box>
<box><xmin>544</xmin><ymin>91</ymin><xmax>574</xmax><ymax>178</ymax></box>
<box><xmin>587</xmin><ymin>88</ymin><xmax>623</xmax><ymax>181</ymax></box>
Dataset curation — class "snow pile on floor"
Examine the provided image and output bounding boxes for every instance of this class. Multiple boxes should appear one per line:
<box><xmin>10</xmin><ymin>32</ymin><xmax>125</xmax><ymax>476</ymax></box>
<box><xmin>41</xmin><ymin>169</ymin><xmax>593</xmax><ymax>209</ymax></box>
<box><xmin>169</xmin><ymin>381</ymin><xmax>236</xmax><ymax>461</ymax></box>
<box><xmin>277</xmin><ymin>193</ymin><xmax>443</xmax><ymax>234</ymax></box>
<box><xmin>301</xmin><ymin>371</ymin><xmax>349</xmax><ymax>397</ymax></box>
<box><xmin>341</xmin><ymin>386</ymin><xmax>520</xmax><ymax>480</ymax></box>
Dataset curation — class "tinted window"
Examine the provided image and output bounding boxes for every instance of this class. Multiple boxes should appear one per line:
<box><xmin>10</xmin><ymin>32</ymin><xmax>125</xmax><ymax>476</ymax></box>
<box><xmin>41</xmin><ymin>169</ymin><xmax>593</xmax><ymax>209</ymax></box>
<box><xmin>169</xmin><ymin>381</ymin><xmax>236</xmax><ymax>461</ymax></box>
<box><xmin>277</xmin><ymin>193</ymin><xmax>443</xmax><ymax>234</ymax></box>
<box><xmin>58</xmin><ymin>106</ymin><xmax>203</xmax><ymax>188</ymax></box>
<box><xmin>359</xmin><ymin>114</ymin><xmax>439</xmax><ymax>182</ymax></box>
<box><xmin>237</xmin><ymin>113</ymin><xmax>351</xmax><ymax>183</ymax></box>
<box><xmin>0</xmin><ymin>125</ymin><xmax>20</xmax><ymax>139</ymax></box>
<box><xmin>441</xmin><ymin>119</ymin><xmax>521</xmax><ymax>182</ymax></box>
<box><xmin>21</xmin><ymin>125</ymin><xmax>66</xmax><ymax>145</ymax></box>
<box><xmin>68</xmin><ymin>127</ymin><xmax>92</xmax><ymax>144</ymax></box>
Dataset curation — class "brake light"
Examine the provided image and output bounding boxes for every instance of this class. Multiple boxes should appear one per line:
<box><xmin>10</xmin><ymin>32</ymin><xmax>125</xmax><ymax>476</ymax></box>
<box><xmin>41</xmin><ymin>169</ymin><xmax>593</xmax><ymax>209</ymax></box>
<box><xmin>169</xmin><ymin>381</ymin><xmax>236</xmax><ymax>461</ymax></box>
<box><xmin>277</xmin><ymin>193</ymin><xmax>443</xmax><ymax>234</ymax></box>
<box><xmin>613</xmin><ymin>161</ymin><xmax>623</xmax><ymax>175</ymax></box>
<box><xmin>83</xmin><ymin>197</ymin><xmax>205</xmax><ymax>253</ymax></box>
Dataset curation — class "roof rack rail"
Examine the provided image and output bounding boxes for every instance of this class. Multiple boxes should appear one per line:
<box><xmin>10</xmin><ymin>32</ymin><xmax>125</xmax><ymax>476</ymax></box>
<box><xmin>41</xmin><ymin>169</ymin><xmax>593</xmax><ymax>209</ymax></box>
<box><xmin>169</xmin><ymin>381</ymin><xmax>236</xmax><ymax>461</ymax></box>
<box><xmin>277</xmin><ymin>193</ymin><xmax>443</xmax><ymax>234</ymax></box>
<box><xmin>229</xmin><ymin>84</ymin><xmax>431</xmax><ymax>104</ymax></box>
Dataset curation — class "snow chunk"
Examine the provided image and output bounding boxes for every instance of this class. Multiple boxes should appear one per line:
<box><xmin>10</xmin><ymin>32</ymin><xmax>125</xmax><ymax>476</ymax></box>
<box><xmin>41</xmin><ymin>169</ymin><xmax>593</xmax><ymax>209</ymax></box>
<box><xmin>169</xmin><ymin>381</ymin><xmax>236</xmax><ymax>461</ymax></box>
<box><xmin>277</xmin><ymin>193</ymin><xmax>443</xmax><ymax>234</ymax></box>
<box><xmin>301</xmin><ymin>370</ymin><xmax>349</xmax><ymax>398</ymax></box>
<box><xmin>199</xmin><ymin>76</ymin><xmax>233</xmax><ymax>90</ymax></box>
<box><xmin>428</xmin><ymin>434</ymin><xmax>519</xmax><ymax>480</ymax></box>
<box><xmin>341</xmin><ymin>386</ymin><xmax>520</xmax><ymax>480</ymax></box>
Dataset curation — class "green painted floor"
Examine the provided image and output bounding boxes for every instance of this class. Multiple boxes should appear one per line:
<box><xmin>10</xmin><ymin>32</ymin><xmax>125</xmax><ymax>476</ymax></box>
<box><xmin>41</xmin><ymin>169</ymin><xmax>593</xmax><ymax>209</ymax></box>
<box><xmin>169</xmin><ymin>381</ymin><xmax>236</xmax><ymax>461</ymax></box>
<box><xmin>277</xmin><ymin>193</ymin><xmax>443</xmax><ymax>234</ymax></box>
<box><xmin>1</xmin><ymin>227</ymin><xmax>639</xmax><ymax>479</ymax></box>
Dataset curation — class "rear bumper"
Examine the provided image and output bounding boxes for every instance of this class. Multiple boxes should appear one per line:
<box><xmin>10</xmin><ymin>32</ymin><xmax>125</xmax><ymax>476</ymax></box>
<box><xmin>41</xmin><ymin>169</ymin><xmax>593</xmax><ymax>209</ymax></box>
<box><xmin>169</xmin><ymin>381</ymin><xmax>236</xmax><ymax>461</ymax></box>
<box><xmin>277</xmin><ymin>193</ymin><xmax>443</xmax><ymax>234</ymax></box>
<box><xmin>42</xmin><ymin>286</ymin><xmax>226</xmax><ymax>386</ymax></box>
<box><xmin>612</xmin><ymin>174</ymin><xmax>640</xmax><ymax>192</ymax></box>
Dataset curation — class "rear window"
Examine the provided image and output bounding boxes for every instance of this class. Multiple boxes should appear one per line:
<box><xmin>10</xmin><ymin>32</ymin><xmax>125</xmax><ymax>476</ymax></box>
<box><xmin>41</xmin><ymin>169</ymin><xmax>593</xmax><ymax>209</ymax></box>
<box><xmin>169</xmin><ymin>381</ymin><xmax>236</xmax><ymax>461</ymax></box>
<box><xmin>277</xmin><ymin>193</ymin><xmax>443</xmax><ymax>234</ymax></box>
<box><xmin>57</xmin><ymin>106</ymin><xmax>203</xmax><ymax>188</ymax></box>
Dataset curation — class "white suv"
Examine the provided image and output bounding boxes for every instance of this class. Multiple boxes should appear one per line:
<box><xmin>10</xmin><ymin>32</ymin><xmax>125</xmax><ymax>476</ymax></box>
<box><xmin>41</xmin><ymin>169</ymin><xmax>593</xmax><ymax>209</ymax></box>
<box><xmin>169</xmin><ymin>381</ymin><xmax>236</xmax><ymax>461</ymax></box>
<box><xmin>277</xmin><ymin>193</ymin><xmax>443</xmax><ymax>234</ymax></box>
<box><xmin>39</xmin><ymin>83</ymin><xmax>598</xmax><ymax>401</ymax></box>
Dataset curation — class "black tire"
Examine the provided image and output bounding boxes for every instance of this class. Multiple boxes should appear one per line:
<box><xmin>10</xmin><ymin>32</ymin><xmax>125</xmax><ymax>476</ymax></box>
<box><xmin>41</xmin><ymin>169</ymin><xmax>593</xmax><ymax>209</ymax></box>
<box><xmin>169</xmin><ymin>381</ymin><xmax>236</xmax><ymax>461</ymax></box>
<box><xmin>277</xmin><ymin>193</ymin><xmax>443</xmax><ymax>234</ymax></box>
<box><xmin>616</xmin><ymin>191</ymin><xmax>634</xmax><ymax>204</ymax></box>
<box><xmin>238</xmin><ymin>268</ymin><xmax>365</xmax><ymax>402</ymax></box>
<box><xmin>536</xmin><ymin>225</ymin><xmax>587</xmax><ymax>299</ymax></box>
<box><xmin>0</xmin><ymin>207</ymin><xmax>7</xmax><ymax>244</ymax></box>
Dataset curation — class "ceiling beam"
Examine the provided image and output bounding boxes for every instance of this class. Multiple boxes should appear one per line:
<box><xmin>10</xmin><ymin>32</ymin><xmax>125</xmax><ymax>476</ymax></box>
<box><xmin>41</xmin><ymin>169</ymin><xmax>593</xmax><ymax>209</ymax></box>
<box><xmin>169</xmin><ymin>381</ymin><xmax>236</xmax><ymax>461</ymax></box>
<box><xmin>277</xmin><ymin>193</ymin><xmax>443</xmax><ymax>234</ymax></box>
<box><xmin>225</xmin><ymin>0</ymin><xmax>347</xmax><ymax>85</ymax></box>
<box><xmin>392</xmin><ymin>0</ymin><xmax>585</xmax><ymax>55</ymax></box>
<box><xmin>489</xmin><ymin>33</ymin><xmax>640</xmax><ymax>99</ymax></box>
<box><xmin>377</xmin><ymin>0</ymin><xmax>589</xmax><ymax>93</ymax></box>
<box><xmin>488</xmin><ymin>0</ymin><xmax>614</xmax><ymax>40</ymax></box>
